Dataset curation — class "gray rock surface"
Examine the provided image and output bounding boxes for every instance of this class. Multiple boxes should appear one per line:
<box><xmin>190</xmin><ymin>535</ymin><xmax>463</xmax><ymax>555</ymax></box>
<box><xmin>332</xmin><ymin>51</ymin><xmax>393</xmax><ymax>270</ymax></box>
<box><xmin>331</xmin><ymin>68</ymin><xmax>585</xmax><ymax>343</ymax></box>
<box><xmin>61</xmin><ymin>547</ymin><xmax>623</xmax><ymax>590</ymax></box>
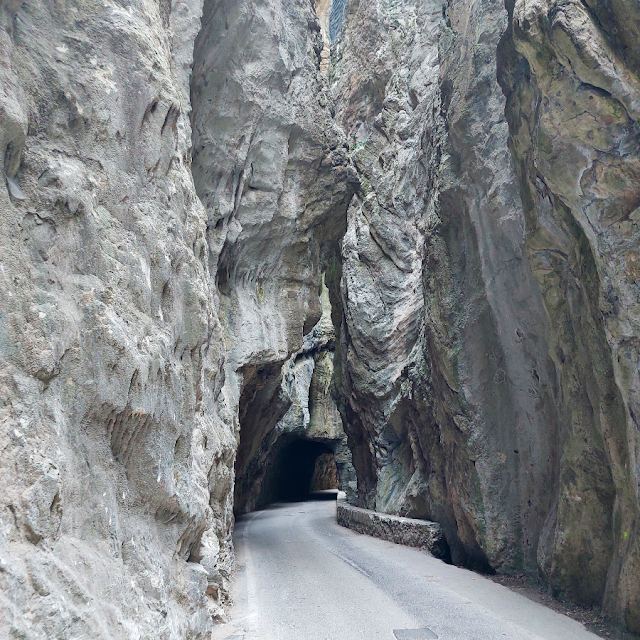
<box><xmin>0</xmin><ymin>1</ymin><xmax>236</xmax><ymax>638</ymax></box>
<box><xmin>232</xmin><ymin>281</ymin><xmax>357</xmax><ymax>513</ymax></box>
<box><xmin>190</xmin><ymin>0</ymin><xmax>356</xmax><ymax>519</ymax></box>
<box><xmin>502</xmin><ymin>0</ymin><xmax>640</xmax><ymax>627</ymax></box>
<box><xmin>330</xmin><ymin>0</ymin><xmax>640</xmax><ymax>632</ymax></box>
<box><xmin>2</xmin><ymin>0</ymin><xmax>640</xmax><ymax>636</ymax></box>
<box><xmin>1</xmin><ymin>0</ymin><xmax>354</xmax><ymax>637</ymax></box>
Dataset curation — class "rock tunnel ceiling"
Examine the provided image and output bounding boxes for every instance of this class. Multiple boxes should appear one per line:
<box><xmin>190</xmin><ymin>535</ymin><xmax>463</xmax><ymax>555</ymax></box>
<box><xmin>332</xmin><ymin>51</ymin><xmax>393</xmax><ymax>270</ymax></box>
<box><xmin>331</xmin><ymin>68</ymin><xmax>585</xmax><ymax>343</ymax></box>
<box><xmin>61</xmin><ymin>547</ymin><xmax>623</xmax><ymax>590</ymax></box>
<box><xmin>1</xmin><ymin>0</ymin><xmax>640</xmax><ymax>638</ymax></box>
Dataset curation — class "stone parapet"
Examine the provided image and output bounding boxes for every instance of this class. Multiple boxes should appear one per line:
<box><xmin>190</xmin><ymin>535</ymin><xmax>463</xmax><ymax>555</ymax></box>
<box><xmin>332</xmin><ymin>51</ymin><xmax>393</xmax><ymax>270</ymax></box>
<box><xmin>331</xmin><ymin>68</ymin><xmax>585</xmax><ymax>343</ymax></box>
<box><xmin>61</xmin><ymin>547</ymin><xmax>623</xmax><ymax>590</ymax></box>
<box><xmin>336</xmin><ymin>502</ymin><xmax>450</xmax><ymax>561</ymax></box>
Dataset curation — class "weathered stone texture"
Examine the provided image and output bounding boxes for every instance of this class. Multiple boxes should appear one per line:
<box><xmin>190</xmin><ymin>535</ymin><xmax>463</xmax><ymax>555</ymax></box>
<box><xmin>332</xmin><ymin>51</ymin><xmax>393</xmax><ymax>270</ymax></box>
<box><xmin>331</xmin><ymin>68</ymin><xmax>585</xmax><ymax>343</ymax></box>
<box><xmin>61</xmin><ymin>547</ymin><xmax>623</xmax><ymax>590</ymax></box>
<box><xmin>232</xmin><ymin>281</ymin><xmax>356</xmax><ymax>514</ymax></box>
<box><xmin>312</xmin><ymin>452</ymin><xmax>339</xmax><ymax>491</ymax></box>
<box><xmin>0</xmin><ymin>1</ymin><xmax>235</xmax><ymax>638</ymax></box>
<box><xmin>1</xmin><ymin>0</ymin><xmax>356</xmax><ymax>636</ymax></box>
<box><xmin>331</xmin><ymin>0</ymin><xmax>640</xmax><ymax>631</ymax></box>
<box><xmin>190</xmin><ymin>0</ymin><xmax>356</xmax><ymax>524</ymax></box>
<box><xmin>337</xmin><ymin>501</ymin><xmax>449</xmax><ymax>560</ymax></box>
<box><xmin>501</xmin><ymin>0</ymin><xmax>640</xmax><ymax>626</ymax></box>
<box><xmin>2</xmin><ymin>0</ymin><xmax>640</xmax><ymax>635</ymax></box>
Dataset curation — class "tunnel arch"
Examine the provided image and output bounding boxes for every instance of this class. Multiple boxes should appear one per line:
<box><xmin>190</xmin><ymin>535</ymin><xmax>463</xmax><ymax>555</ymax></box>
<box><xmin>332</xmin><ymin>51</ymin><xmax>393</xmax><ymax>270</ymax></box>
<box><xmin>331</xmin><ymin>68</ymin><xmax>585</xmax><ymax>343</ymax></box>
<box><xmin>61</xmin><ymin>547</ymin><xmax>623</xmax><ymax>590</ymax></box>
<box><xmin>273</xmin><ymin>439</ymin><xmax>338</xmax><ymax>502</ymax></box>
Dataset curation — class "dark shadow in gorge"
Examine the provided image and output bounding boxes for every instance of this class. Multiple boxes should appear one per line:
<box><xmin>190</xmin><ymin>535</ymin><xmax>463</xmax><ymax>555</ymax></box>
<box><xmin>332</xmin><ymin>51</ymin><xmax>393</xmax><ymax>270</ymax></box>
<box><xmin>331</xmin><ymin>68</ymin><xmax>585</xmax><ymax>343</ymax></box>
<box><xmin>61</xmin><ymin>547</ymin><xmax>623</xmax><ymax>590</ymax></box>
<box><xmin>232</xmin><ymin>362</ymin><xmax>292</xmax><ymax>515</ymax></box>
<box><xmin>274</xmin><ymin>440</ymin><xmax>338</xmax><ymax>502</ymax></box>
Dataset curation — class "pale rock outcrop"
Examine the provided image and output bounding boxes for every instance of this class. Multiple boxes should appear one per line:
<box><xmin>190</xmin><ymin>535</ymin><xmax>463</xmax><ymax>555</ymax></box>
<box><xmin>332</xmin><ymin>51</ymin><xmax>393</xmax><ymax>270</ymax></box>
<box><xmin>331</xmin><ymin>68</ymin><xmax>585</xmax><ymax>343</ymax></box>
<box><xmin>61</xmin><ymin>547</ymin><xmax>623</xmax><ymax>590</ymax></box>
<box><xmin>0</xmin><ymin>0</ymin><xmax>235</xmax><ymax>638</ymax></box>
<box><xmin>190</xmin><ymin>0</ymin><xmax>356</xmax><ymax>518</ymax></box>
<box><xmin>232</xmin><ymin>281</ymin><xmax>357</xmax><ymax>513</ymax></box>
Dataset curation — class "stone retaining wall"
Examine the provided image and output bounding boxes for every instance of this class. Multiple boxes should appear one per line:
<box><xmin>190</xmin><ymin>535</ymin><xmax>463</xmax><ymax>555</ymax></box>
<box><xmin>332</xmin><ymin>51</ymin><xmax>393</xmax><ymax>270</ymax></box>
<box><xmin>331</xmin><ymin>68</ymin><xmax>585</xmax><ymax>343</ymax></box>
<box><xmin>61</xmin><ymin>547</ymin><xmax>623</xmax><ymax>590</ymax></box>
<box><xmin>336</xmin><ymin>502</ymin><xmax>450</xmax><ymax>561</ymax></box>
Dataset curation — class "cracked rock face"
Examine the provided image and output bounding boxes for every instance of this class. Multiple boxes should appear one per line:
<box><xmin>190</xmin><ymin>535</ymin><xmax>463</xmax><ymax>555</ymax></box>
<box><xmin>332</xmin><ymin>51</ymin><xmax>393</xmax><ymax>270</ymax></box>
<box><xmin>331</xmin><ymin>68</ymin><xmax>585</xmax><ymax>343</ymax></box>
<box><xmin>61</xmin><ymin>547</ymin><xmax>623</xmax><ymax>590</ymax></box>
<box><xmin>331</xmin><ymin>0</ymin><xmax>640</xmax><ymax>631</ymax></box>
<box><xmin>190</xmin><ymin>0</ymin><xmax>356</xmax><ymax>521</ymax></box>
<box><xmin>2</xmin><ymin>0</ymin><xmax>640</xmax><ymax>636</ymax></box>
<box><xmin>0</xmin><ymin>0</ymin><xmax>237</xmax><ymax>638</ymax></box>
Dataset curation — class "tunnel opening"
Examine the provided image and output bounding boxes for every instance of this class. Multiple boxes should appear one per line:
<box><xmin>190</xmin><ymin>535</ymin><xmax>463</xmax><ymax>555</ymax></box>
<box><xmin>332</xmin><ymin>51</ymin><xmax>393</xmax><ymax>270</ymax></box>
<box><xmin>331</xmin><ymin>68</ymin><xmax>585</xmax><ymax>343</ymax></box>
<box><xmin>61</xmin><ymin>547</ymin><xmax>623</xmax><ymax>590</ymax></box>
<box><xmin>273</xmin><ymin>440</ymin><xmax>339</xmax><ymax>502</ymax></box>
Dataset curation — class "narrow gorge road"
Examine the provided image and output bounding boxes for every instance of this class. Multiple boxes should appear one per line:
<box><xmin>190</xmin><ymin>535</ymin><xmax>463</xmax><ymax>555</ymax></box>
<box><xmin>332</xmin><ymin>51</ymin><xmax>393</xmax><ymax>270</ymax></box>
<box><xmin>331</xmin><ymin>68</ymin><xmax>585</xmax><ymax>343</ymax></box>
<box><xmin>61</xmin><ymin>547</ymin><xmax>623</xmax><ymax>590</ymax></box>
<box><xmin>213</xmin><ymin>501</ymin><xmax>600</xmax><ymax>640</ymax></box>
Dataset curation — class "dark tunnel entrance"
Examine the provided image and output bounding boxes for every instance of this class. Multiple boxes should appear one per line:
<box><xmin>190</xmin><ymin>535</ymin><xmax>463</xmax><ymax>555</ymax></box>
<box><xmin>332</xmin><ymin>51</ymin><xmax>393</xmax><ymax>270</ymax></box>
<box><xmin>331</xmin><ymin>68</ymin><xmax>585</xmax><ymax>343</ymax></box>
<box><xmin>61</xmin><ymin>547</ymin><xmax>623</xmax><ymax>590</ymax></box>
<box><xmin>274</xmin><ymin>440</ymin><xmax>339</xmax><ymax>502</ymax></box>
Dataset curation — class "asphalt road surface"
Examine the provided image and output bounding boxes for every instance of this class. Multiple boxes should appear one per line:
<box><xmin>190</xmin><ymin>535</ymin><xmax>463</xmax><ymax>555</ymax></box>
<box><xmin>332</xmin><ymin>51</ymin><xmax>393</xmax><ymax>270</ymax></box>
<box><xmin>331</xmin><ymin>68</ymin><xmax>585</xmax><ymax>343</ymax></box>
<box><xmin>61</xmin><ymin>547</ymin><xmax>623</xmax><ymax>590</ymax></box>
<box><xmin>213</xmin><ymin>500</ymin><xmax>601</xmax><ymax>640</ymax></box>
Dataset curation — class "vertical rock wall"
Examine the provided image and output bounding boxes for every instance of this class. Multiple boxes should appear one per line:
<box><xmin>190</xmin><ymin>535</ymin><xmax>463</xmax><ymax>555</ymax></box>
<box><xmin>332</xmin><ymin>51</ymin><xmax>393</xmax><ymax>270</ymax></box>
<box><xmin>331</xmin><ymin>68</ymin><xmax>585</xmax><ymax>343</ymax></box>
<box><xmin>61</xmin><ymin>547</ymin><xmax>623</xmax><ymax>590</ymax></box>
<box><xmin>2</xmin><ymin>0</ymin><xmax>640</xmax><ymax>635</ymax></box>
<box><xmin>190</xmin><ymin>0</ymin><xmax>356</xmax><ymax>518</ymax></box>
<box><xmin>0</xmin><ymin>1</ymin><xmax>236</xmax><ymax>638</ymax></box>
<box><xmin>501</xmin><ymin>0</ymin><xmax>640</xmax><ymax>626</ymax></box>
<box><xmin>331</xmin><ymin>0</ymin><xmax>640</xmax><ymax>630</ymax></box>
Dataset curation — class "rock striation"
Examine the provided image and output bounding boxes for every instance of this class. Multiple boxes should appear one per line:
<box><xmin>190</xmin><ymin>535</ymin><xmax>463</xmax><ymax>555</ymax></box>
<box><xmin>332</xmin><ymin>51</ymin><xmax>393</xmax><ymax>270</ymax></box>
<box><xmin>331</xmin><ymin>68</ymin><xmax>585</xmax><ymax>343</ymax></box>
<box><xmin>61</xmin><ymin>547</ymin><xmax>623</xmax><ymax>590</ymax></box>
<box><xmin>331</xmin><ymin>0</ymin><xmax>640</xmax><ymax>632</ymax></box>
<box><xmin>190</xmin><ymin>0</ymin><xmax>357</xmax><ymax>515</ymax></box>
<box><xmin>1</xmin><ymin>0</ymin><xmax>640</xmax><ymax>637</ymax></box>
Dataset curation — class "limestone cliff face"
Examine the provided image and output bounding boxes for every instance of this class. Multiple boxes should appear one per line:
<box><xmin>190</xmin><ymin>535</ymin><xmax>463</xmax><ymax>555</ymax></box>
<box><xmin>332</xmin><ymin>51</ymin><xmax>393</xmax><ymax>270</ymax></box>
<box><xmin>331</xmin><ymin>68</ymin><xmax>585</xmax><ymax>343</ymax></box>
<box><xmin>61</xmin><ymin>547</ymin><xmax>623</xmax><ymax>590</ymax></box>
<box><xmin>0</xmin><ymin>0</ymin><xmax>353</xmax><ymax>637</ymax></box>
<box><xmin>2</xmin><ymin>0</ymin><xmax>640</xmax><ymax>636</ymax></box>
<box><xmin>334</xmin><ymin>0</ymin><xmax>558</xmax><ymax>576</ymax></box>
<box><xmin>0</xmin><ymin>1</ymin><xmax>236</xmax><ymax>638</ymax></box>
<box><xmin>190</xmin><ymin>0</ymin><xmax>356</xmax><ymax>517</ymax></box>
<box><xmin>232</xmin><ymin>281</ymin><xmax>357</xmax><ymax>514</ymax></box>
<box><xmin>502</xmin><ymin>0</ymin><xmax>640</xmax><ymax>626</ymax></box>
<box><xmin>331</xmin><ymin>0</ymin><xmax>640</xmax><ymax>631</ymax></box>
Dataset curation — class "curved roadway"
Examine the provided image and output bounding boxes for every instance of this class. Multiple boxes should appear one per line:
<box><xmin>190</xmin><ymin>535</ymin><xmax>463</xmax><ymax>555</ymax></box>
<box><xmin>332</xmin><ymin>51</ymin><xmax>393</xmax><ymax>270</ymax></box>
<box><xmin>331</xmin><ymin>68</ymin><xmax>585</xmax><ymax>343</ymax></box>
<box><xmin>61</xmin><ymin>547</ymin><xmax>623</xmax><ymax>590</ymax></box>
<box><xmin>213</xmin><ymin>500</ymin><xmax>600</xmax><ymax>640</ymax></box>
